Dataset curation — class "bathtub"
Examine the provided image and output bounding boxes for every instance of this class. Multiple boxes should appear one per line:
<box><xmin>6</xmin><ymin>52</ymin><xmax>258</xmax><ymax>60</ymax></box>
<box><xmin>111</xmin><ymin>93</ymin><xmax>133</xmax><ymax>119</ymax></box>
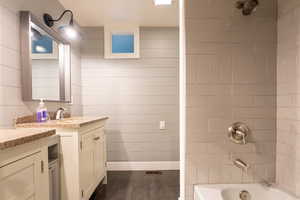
<box><xmin>194</xmin><ymin>184</ymin><xmax>299</xmax><ymax>200</ymax></box>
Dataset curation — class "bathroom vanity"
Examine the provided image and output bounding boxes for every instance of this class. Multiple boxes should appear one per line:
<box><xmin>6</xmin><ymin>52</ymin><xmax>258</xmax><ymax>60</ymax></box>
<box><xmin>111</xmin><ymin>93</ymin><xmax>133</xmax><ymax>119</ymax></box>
<box><xmin>17</xmin><ymin>116</ymin><xmax>108</xmax><ymax>200</ymax></box>
<box><xmin>18</xmin><ymin>11</ymin><xmax>108</xmax><ymax>200</ymax></box>
<box><xmin>0</xmin><ymin>128</ymin><xmax>58</xmax><ymax>200</ymax></box>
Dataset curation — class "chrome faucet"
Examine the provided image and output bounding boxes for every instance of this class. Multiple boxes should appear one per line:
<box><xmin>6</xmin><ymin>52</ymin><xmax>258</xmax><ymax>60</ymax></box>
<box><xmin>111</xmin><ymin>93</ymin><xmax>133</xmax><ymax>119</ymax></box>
<box><xmin>55</xmin><ymin>107</ymin><xmax>66</xmax><ymax>120</ymax></box>
<box><xmin>233</xmin><ymin>159</ymin><xmax>249</xmax><ymax>172</ymax></box>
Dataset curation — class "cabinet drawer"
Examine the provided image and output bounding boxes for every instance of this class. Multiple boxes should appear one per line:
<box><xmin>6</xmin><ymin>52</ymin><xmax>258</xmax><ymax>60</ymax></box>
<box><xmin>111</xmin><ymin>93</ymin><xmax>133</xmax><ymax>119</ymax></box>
<box><xmin>78</xmin><ymin>120</ymin><xmax>106</xmax><ymax>134</ymax></box>
<box><xmin>80</xmin><ymin>126</ymin><xmax>104</xmax><ymax>137</ymax></box>
<box><xmin>80</xmin><ymin>128</ymin><xmax>104</xmax><ymax>150</ymax></box>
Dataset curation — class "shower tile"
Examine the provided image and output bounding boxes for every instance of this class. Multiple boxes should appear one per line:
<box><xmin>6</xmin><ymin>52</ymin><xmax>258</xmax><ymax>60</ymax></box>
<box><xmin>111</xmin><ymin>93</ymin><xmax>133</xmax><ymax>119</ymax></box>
<box><xmin>186</xmin><ymin>0</ymin><xmax>276</xmax><ymax>196</ymax></box>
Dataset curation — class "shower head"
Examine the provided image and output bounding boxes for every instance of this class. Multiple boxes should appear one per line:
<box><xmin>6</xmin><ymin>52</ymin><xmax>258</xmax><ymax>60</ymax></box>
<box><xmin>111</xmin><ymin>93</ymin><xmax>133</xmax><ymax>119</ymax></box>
<box><xmin>236</xmin><ymin>0</ymin><xmax>259</xmax><ymax>16</ymax></box>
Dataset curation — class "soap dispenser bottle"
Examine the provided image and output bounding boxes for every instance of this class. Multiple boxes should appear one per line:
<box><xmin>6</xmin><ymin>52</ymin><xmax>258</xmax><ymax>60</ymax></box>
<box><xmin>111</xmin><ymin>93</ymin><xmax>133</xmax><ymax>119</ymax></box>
<box><xmin>37</xmin><ymin>99</ymin><xmax>48</xmax><ymax>122</ymax></box>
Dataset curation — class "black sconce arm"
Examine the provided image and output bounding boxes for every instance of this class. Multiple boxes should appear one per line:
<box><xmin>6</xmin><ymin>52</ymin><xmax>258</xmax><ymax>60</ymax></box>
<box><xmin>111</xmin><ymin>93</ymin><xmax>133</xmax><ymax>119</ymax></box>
<box><xmin>44</xmin><ymin>10</ymin><xmax>74</xmax><ymax>27</ymax></box>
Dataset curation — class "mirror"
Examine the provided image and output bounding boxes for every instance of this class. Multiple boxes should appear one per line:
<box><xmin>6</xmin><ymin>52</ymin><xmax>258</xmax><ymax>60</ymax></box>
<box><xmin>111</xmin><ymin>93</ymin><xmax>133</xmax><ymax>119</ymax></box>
<box><xmin>20</xmin><ymin>11</ymin><xmax>71</xmax><ymax>102</ymax></box>
<box><xmin>31</xmin><ymin>23</ymin><xmax>61</xmax><ymax>100</ymax></box>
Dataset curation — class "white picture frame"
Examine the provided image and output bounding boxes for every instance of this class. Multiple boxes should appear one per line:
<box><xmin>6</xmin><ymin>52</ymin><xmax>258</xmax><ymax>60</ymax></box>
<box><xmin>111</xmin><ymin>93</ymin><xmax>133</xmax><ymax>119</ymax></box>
<box><xmin>104</xmin><ymin>25</ymin><xmax>140</xmax><ymax>59</ymax></box>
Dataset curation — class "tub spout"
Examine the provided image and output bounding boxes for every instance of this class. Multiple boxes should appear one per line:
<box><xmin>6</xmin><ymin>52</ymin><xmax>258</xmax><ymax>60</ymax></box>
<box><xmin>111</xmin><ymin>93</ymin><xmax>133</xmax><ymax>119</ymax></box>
<box><xmin>233</xmin><ymin>159</ymin><xmax>249</xmax><ymax>172</ymax></box>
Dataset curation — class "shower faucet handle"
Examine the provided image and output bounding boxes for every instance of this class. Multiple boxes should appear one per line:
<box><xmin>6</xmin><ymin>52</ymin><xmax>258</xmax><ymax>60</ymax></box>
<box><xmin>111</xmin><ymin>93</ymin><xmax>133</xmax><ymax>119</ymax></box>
<box><xmin>228</xmin><ymin>122</ymin><xmax>250</xmax><ymax>145</ymax></box>
<box><xmin>235</xmin><ymin>0</ymin><xmax>259</xmax><ymax>16</ymax></box>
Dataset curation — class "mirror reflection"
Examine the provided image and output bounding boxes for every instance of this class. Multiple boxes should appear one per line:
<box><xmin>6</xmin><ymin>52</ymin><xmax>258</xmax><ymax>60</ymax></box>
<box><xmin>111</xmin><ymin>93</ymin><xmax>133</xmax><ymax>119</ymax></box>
<box><xmin>30</xmin><ymin>23</ymin><xmax>61</xmax><ymax>101</ymax></box>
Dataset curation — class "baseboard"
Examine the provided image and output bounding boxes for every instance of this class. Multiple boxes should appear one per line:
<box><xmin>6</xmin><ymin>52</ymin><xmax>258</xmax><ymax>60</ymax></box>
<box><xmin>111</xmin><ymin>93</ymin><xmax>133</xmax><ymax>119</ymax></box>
<box><xmin>107</xmin><ymin>161</ymin><xmax>180</xmax><ymax>171</ymax></box>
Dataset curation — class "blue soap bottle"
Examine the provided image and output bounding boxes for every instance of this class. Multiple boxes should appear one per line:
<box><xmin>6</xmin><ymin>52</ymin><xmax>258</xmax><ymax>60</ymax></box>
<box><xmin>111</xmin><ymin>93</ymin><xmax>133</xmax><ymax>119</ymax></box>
<box><xmin>37</xmin><ymin>99</ymin><xmax>48</xmax><ymax>122</ymax></box>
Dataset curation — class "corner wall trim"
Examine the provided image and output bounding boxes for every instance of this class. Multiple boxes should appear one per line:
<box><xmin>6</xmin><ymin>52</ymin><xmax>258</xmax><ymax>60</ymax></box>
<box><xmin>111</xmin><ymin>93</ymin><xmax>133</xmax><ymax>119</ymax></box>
<box><xmin>107</xmin><ymin>161</ymin><xmax>180</xmax><ymax>171</ymax></box>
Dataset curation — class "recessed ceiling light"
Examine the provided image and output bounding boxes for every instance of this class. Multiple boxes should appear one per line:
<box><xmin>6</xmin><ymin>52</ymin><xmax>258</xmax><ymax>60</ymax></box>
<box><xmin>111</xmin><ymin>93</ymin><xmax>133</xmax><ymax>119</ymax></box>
<box><xmin>153</xmin><ymin>0</ymin><xmax>173</xmax><ymax>6</ymax></box>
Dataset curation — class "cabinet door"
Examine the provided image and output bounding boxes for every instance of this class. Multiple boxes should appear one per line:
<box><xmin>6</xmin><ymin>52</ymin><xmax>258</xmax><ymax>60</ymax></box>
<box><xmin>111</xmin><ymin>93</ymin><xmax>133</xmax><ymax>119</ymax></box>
<box><xmin>0</xmin><ymin>152</ymin><xmax>46</xmax><ymax>200</ymax></box>
<box><xmin>80</xmin><ymin>131</ymin><xmax>95</xmax><ymax>199</ymax></box>
<box><xmin>93</xmin><ymin>130</ymin><xmax>105</xmax><ymax>182</ymax></box>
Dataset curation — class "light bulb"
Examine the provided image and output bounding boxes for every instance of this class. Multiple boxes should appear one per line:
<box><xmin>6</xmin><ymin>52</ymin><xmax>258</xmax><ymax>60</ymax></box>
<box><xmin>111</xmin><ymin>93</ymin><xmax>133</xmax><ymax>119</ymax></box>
<box><xmin>65</xmin><ymin>26</ymin><xmax>77</xmax><ymax>39</ymax></box>
<box><xmin>58</xmin><ymin>25</ymin><xmax>78</xmax><ymax>40</ymax></box>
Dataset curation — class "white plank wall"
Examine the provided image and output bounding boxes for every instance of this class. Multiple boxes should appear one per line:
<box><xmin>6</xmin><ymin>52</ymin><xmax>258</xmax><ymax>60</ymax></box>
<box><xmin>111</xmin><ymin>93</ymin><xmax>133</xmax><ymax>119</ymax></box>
<box><xmin>81</xmin><ymin>27</ymin><xmax>179</xmax><ymax>162</ymax></box>
<box><xmin>32</xmin><ymin>60</ymin><xmax>60</xmax><ymax>100</ymax></box>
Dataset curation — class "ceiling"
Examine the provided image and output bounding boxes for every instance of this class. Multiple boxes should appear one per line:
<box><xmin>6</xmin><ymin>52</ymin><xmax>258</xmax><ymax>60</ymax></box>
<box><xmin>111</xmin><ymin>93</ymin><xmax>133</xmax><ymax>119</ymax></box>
<box><xmin>58</xmin><ymin>0</ymin><xmax>179</xmax><ymax>27</ymax></box>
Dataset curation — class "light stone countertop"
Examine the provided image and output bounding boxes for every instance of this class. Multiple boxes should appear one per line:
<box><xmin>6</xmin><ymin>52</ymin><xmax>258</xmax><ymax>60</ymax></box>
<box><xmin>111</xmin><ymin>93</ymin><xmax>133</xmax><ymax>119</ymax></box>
<box><xmin>0</xmin><ymin>128</ymin><xmax>56</xmax><ymax>150</ymax></box>
<box><xmin>16</xmin><ymin>116</ymin><xmax>109</xmax><ymax>129</ymax></box>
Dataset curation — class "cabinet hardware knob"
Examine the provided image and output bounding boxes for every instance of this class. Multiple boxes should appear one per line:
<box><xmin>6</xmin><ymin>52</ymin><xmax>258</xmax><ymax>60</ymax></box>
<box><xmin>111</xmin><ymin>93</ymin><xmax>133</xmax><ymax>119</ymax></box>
<box><xmin>94</xmin><ymin>137</ymin><xmax>100</xmax><ymax>141</ymax></box>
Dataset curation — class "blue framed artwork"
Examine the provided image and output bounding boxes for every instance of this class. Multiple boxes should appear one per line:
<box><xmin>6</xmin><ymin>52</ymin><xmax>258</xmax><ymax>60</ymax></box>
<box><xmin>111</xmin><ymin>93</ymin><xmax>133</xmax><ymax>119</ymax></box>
<box><xmin>112</xmin><ymin>34</ymin><xmax>134</xmax><ymax>54</ymax></box>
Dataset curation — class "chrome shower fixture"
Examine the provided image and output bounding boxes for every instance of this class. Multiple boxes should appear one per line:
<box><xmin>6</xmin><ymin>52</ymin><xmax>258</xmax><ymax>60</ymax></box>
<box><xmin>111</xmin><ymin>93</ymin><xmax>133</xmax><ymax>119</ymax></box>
<box><xmin>236</xmin><ymin>0</ymin><xmax>259</xmax><ymax>16</ymax></box>
<box><xmin>233</xmin><ymin>159</ymin><xmax>249</xmax><ymax>172</ymax></box>
<box><xmin>228</xmin><ymin>122</ymin><xmax>250</xmax><ymax>145</ymax></box>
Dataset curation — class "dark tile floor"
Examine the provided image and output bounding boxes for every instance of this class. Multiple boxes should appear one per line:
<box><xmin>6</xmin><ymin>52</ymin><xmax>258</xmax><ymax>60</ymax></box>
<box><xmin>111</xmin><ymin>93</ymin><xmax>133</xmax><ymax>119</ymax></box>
<box><xmin>90</xmin><ymin>170</ymin><xmax>179</xmax><ymax>200</ymax></box>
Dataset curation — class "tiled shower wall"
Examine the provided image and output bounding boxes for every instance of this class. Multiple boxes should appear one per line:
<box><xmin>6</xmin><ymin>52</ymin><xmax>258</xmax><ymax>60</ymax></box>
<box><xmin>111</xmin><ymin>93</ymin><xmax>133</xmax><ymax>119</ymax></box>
<box><xmin>0</xmin><ymin>0</ymin><xmax>82</xmax><ymax>127</ymax></box>
<box><xmin>277</xmin><ymin>0</ymin><xmax>300</xmax><ymax>196</ymax></box>
<box><xmin>81</xmin><ymin>27</ymin><xmax>179</xmax><ymax>162</ymax></box>
<box><xmin>185</xmin><ymin>0</ymin><xmax>277</xmax><ymax>199</ymax></box>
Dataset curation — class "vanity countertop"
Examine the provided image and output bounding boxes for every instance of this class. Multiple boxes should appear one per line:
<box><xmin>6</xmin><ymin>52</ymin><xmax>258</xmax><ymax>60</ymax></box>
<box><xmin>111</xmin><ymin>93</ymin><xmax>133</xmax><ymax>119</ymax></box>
<box><xmin>0</xmin><ymin>128</ymin><xmax>56</xmax><ymax>150</ymax></box>
<box><xmin>16</xmin><ymin>116</ymin><xmax>109</xmax><ymax>129</ymax></box>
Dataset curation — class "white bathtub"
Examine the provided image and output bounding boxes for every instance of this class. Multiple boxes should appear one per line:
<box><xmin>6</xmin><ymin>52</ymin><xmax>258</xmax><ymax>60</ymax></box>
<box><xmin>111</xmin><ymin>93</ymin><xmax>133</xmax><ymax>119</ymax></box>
<box><xmin>194</xmin><ymin>184</ymin><xmax>299</xmax><ymax>200</ymax></box>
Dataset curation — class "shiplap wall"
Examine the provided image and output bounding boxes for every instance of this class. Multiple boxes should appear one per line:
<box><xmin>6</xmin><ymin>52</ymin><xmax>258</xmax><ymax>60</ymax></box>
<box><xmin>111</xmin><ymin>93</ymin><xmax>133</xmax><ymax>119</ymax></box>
<box><xmin>185</xmin><ymin>0</ymin><xmax>277</xmax><ymax>199</ymax></box>
<box><xmin>277</xmin><ymin>0</ymin><xmax>300</xmax><ymax>196</ymax></box>
<box><xmin>81</xmin><ymin>27</ymin><xmax>179</xmax><ymax>162</ymax></box>
<box><xmin>0</xmin><ymin>0</ymin><xmax>82</xmax><ymax>128</ymax></box>
<box><xmin>32</xmin><ymin>60</ymin><xmax>60</xmax><ymax>100</ymax></box>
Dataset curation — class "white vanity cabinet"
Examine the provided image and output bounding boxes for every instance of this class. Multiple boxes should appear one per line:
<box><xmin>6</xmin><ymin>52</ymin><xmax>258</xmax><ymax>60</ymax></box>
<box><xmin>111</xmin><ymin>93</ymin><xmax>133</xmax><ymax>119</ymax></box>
<box><xmin>16</xmin><ymin>117</ymin><xmax>108</xmax><ymax>200</ymax></box>
<box><xmin>58</xmin><ymin>118</ymin><xmax>107</xmax><ymax>200</ymax></box>
<box><xmin>0</xmin><ymin>129</ymin><xmax>58</xmax><ymax>200</ymax></box>
<box><xmin>80</xmin><ymin>127</ymin><xmax>106</xmax><ymax>199</ymax></box>
<box><xmin>0</xmin><ymin>152</ymin><xmax>45</xmax><ymax>200</ymax></box>
<box><xmin>93</xmin><ymin>130</ymin><xmax>106</xmax><ymax>183</ymax></box>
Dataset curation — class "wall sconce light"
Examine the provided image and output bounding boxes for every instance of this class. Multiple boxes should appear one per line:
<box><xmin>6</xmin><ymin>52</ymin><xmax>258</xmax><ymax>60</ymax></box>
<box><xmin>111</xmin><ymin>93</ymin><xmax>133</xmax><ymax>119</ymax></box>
<box><xmin>43</xmin><ymin>10</ymin><xmax>78</xmax><ymax>39</ymax></box>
